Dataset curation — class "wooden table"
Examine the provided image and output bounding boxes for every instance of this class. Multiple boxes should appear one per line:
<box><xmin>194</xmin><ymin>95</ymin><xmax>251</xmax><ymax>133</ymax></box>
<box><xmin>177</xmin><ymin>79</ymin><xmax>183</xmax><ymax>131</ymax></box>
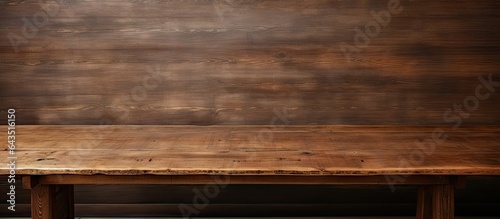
<box><xmin>1</xmin><ymin>125</ymin><xmax>500</xmax><ymax>219</ymax></box>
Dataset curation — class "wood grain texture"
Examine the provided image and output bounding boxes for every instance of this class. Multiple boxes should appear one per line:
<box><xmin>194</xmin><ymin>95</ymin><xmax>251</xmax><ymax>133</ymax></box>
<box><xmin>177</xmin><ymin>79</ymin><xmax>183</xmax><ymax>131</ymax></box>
<box><xmin>418</xmin><ymin>184</ymin><xmax>455</xmax><ymax>219</ymax></box>
<box><xmin>22</xmin><ymin>175</ymin><xmax>39</xmax><ymax>189</ymax></box>
<box><xmin>31</xmin><ymin>184</ymin><xmax>74</xmax><ymax>219</ymax></box>
<box><xmin>31</xmin><ymin>185</ymin><xmax>51</xmax><ymax>219</ymax></box>
<box><xmin>1</xmin><ymin>0</ymin><xmax>500</xmax><ymax>125</ymax></box>
<box><xmin>36</xmin><ymin>174</ymin><xmax>450</xmax><ymax>185</ymax></box>
<box><xmin>417</xmin><ymin>185</ymin><xmax>433</xmax><ymax>219</ymax></box>
<box><xmin>433</xmin><ymin>184</ymin><xmax>455</xmax><ymax>219</ymax></box>
<box><xmin>0</xmin><ymin>125</ymin><xmax>499</xmax><ymax>175</ymax></box>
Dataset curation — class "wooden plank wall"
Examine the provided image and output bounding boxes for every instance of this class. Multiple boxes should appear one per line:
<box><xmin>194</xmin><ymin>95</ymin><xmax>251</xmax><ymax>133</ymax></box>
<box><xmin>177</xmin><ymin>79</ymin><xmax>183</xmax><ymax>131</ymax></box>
<box><xmin>1</xmin><ymin>0</ymin><xmax>500</xmax><ymax>217</ymax></box>
<box><xmin>1</xmin><ymin>0</ymin><xmax>499</xmax><ymax>125</ymax></box>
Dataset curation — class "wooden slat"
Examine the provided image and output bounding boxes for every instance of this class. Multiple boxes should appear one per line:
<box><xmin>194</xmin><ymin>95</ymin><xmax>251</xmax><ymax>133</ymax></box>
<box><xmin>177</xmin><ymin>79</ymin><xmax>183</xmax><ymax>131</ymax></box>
<box><xmin>0</xmin><ymin>125</ymin><xmax>499</xmax><ymax>176</ymax></box>
<box><xmin>36</xmin><ymin>174</ymin><xmax>449</xmax><ymax>185</ymax></box>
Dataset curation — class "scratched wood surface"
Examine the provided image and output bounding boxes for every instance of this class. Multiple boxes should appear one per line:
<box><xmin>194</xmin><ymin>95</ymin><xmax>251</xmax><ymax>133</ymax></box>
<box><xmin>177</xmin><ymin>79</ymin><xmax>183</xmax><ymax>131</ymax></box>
<box><xmin>1</xmin><ymin>0</ymin><xmax>500</xmax><ymax>125</ymax></box>
<box><xmin>0</xmin><ymin>125</ymin><xmax>499</xmax><ymax>175</ymax></box>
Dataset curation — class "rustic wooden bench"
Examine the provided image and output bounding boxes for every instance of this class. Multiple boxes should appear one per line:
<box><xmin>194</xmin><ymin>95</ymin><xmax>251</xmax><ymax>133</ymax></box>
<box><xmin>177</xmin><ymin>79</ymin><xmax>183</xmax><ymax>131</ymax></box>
<box><xmin>1</xmin><ymin>125</ymin><xmax>499</xmax><ymax>219</ymax></box>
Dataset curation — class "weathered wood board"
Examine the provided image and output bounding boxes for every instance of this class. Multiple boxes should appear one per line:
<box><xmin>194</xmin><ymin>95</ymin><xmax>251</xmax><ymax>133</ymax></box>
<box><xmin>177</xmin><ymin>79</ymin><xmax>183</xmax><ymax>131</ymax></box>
<box><xmin>1</xmin><ymin>0</ymin><xmax>499</xmax><ymax>125</ymax></box>
<box><xmin>1</xmin><ymin>125</ymin><xmax>499</xmax><ymax>176</ymax></box>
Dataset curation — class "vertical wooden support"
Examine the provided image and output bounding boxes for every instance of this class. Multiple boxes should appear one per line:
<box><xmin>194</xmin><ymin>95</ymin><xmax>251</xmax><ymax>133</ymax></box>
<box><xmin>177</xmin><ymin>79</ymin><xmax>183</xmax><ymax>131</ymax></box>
<box><xmin>417</xmin><ymin>185</ymin><xmax>433</xmax><ymax>219</ymax></box>
<box><xmin>31</xmin><ymin>184</ymin><xmax>74</xmax><ymax>219</ymax></box>
<box><xmin>417</xmin><ymin>185</ymin><xmax>455</xmax><ymax>219</ymax></box>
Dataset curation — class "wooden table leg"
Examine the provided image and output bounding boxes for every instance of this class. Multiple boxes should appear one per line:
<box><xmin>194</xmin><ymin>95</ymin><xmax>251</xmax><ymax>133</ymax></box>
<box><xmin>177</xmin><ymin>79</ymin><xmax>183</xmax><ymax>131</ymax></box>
<box><xmin>417</xmin><ymin>185</ymin><xmax>455</xmax><ymax>219</ymax></box>
<box><xmin>31</xmin><ymin>184</ymin><xmax>74</xmax><ymax>219</ymax></box>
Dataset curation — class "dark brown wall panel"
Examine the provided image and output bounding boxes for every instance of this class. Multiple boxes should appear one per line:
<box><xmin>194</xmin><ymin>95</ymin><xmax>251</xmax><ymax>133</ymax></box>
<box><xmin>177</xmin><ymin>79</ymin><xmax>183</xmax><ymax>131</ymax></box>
<box><xmin>1</xmin><ymin>0</ymin><xmax>499</xmax><ymax>125</ymax></box>
<box><xmin>1</xmin><ymin>175</ymin><xmax>500</xmax><ymax>217</ymax></box>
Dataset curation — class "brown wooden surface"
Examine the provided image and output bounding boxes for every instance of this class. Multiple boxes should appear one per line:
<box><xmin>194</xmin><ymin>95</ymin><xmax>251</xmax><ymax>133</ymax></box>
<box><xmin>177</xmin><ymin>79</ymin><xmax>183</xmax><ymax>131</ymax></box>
<box><xmin>1</xmin><ymin>1</ymin><xmax>499</xmax><ymax>217</ymax></box>
<box><xmin>31</xmin><ymin>184</ymin><xmax>74</xmax><ymax>219</ymax></box>
<box><xmin>1</xmin><ymin>0</ymin><xmax>500</xmax><ymax>125</ymax></box>
<box><xmin>417</xmin><ymin>186</ymin><xmax>432</xmax><ymax>219</ymax></box>
<box><xmin>417</xmin><ymin>185</ymin><xmax>455</xmax><ymax>219</ymax></box>
<box><xmin>35</xmin><ymin>174</ymin><xmax>450</xmax><ymax>185</ymax></box>
<box><xmin>431</xmin><ymin>185</ymin><xmax>455</xmax><ymax>219</ymax></box>
<box><xmin>0</xmin><ymin>125</ymin><xmax>499</xmax><ymax>176</ymax></box>
<box><xmin>22</xmin><ymin>175</ymin><xmax>39</xmax><ymax>189</ymax></box>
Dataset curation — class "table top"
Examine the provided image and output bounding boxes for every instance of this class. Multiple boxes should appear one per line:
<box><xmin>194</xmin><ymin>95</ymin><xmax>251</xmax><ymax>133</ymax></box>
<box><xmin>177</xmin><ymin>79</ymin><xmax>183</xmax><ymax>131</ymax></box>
<box><xmin>1</xmin><ymin>125</ymin><xmax>499</xmax><ymax>176</ymax></box>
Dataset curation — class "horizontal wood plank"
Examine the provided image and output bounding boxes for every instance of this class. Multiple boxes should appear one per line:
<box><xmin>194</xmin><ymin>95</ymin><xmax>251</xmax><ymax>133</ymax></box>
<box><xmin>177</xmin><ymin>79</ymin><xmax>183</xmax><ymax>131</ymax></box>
<box><xmin>1</xmin><ymin>125</ymin><xmax>499</xmax><ymax>175</ymax></box>
<box><xmin>35</xmin><ymin>174</ymin><xmax>450</xmax><ymax>185</ymax></box>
